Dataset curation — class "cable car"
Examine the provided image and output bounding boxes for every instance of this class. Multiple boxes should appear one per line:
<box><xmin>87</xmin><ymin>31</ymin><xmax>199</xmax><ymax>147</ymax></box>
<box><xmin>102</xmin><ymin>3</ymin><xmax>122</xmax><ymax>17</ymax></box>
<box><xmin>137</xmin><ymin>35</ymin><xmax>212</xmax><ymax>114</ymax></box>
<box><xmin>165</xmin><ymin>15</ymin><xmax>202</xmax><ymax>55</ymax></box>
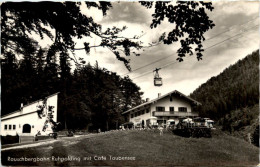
<box><xmin>153</xmin><ymin>68</ymin><xmax>162</xmax><ymax>86</ymax></box>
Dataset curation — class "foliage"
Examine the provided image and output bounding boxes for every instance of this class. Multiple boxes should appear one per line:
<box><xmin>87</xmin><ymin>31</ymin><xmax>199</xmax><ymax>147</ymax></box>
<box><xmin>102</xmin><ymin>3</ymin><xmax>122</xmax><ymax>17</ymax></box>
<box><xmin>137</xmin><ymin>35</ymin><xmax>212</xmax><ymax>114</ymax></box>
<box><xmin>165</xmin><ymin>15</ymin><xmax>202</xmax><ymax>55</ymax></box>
<box><xmin>173</xmin><ymin>127</ymin><xmax>212</xmax><ymax>138</ymax></box>
<box><xmin>63</xmin><ymin>62</ymin><xmax>143</xmax><ymax>131</ymax></box>
<box><xmin>36</xmin><ymin>98</ymin><xmax>47</xmax><ymax>118</ymax></box>
<box><xmin>1</xmin><ymin>2</ymin><xmax>141</xmax><ymax>71</ymax></box>
<box><xmin>1</xmin><ymin>1</ymin><xmax>215</xmax><ymax>71</ymax></box>
<box><xmin>1</xmin><ymin>57</ymin><xmax>143</xmax><ymax>131</ymax></box>
<box><xmin>218</xmin><ymin>105</ymin><xmax>258</xmax><ymax>132</ymax></box>
<box><xmin>190</xmin><ymin>50</ymin><xmax>259</xmax><ymax>119</ymax></box>
<box><xmin>217</xmin><ymin>105</ymin><xmax>259</xmax><ymax>147</ymax></box>
<box><xmin>140</xmin><ymin>1</ymin><xmax>215</xmax><ymax>61</ymax></box>
<box><xmin>190</xmin><ymin>50</ymin><xmax>259</xmax><ymax>146</ymax></box>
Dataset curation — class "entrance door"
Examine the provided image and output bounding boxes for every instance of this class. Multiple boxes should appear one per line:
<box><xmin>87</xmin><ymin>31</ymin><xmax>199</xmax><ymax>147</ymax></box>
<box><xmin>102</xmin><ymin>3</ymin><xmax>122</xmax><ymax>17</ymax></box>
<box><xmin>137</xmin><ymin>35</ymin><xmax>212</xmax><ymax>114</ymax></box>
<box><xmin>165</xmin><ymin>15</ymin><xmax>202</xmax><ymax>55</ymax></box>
<box><xmin>22</xmin><ymin>124</ymin><xmax>31</xmax><ymax>133</ymax></box>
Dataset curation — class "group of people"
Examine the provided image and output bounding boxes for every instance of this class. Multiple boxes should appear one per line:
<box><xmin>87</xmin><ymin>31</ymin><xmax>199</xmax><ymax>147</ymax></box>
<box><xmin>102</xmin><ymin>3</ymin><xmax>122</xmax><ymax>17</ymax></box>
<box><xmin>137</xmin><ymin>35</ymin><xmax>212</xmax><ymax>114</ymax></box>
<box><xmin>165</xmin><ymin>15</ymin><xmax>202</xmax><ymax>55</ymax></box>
<box><xmin>118</xmin><ymin>123</ymin><xmax>167</xmax><ymax>136</ymax></box>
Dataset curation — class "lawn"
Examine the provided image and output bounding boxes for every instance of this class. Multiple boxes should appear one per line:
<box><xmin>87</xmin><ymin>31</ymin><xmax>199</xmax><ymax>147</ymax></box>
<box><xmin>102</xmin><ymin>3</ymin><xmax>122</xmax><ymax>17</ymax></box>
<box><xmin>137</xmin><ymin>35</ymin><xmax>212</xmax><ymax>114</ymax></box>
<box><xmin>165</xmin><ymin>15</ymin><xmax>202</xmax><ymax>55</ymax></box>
<box><xmin>1</xmin><ymin>129</ymin><xmax>259</xmax><ymax>166</ymax></box>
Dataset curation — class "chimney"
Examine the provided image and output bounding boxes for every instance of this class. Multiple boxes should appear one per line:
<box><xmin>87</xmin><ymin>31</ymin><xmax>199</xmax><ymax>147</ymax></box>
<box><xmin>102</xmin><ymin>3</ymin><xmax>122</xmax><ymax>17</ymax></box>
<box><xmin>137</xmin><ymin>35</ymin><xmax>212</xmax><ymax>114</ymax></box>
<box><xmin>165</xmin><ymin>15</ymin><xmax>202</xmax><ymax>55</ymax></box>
<box><xmin>158</xmin><ymin>93</ymin><xmax>161</xmax><ymax>98</ymax></box>
<box><xmin>146</xmin><ymin>98</ymin><xmax>150</xmax><ymax>102</ymax></box>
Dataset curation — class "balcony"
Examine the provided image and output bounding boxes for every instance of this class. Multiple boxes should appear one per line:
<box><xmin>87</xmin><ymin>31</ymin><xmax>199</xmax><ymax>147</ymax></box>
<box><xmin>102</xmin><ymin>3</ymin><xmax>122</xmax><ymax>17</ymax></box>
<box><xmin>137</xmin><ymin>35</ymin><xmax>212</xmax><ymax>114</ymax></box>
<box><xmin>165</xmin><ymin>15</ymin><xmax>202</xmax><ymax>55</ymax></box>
<box><xmin>153</xmin><ymin>111</ymin><xmax>198</xmax><ymax>117</ymax></box>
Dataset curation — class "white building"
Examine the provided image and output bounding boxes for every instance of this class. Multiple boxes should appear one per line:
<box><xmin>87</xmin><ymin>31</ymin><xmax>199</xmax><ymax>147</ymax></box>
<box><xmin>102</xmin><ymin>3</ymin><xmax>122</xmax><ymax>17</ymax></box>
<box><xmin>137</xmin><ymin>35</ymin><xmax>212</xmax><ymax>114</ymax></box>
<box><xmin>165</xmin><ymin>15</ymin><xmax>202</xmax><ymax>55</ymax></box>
<box><xmin>1</xmin><ymin>93</ymin><xmax>59</xmax><ymax>136</ymax></box>
<box><xmin>122</xmin><ymin>90</ymin><xmax>201</xmax><ymax>127</ymax></box>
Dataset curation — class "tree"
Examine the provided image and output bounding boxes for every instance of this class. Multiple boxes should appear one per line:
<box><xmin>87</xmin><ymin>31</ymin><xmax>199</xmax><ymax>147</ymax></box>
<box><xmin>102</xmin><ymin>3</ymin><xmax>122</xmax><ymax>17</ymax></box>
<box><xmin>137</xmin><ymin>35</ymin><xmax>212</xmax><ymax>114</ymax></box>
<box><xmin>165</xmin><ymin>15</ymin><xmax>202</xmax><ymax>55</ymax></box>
<box><xmin>1</xmin><ymin>1</ymin><xmax>215</xmax><ymax>70</ymax></box>
<box><xmin>1</xmin><ymin>2</ymin><xmax>142</xmax><ymax>71</ymax></box>
<box><xmin>190</xmin><ymin>50</ymin><xmax>259</xmax><ymax>120</ymax></box>
<box><xmin>1</xmin><ymin>52</ymin><xmax>20</xmax><ymax>115</ymax></box>
<box><xmin>140</xmin><ymin>1</ymin><xmax>215</xmax><ymax>61</ymax></box>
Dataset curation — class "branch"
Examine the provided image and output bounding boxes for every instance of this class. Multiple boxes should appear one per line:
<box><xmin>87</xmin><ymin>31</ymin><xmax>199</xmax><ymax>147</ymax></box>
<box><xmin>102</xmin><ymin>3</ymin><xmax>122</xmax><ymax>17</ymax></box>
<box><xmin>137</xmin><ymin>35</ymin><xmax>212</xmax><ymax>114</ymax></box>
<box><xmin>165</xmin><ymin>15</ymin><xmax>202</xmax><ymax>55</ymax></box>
<box><xmin>99</xmin><ymin>32</ymin><xmax>146</xmax><ymax>40</ymax></box>
<box><xmin>95</xmin><ymin>30</ymin><xmax>146</xmax><ymax>42</ymax></box>
<box><xmin>142</xmin><ymin>41</ymin><xmax>162</xmax><ymax>48</ymax></box>
<box><xmin>72</xmin><ymin>53</ymin><xmax>79</xmax><ymax>64</ymax></box>
<box><xmin>107</xmin><ymin>47</ymin><xmax>131</xmax><ymax>71</ymax></box>
<box><xmin>73</xmin><ymin>45</ymin><xmax>103</xmax><ymax>50</ymax></box>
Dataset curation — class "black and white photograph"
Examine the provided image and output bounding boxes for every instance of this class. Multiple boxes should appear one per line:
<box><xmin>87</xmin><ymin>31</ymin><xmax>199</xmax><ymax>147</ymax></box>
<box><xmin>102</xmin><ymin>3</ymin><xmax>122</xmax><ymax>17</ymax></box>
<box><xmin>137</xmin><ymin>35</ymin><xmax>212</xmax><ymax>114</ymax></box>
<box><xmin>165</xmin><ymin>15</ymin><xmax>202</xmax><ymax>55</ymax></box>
<box><xmin>1</xmin><ymin>1</ymin><xmax>259</xmax><ymax>166</ymax></box>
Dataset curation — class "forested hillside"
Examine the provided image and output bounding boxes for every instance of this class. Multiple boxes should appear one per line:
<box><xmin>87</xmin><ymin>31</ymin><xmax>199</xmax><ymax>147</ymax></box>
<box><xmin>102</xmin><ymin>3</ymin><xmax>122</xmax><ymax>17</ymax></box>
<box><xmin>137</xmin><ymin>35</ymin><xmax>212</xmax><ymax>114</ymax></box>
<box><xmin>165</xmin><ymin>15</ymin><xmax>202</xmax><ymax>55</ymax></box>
<box><xmin>190</xmin><ymin>50</ymin><xmax>258</xmax><ymax>119</ymax></box>
<box><xmin>190</xmin><ymin>50</ymin><xmax>259</xmax><ymax>145</ymax></box>
<box><xmin>2</xmin><ymin>52</ymin><xmax>143</xmax><ymax>131</ymax></box>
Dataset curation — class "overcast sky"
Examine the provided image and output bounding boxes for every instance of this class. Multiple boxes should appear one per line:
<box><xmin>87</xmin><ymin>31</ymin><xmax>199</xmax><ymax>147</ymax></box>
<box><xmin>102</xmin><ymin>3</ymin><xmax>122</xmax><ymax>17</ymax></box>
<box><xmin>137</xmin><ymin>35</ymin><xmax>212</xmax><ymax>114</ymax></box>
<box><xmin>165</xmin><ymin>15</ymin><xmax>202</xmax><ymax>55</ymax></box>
<box><xmin>75</xmin><ymin>1</ymin><xmax>259</xmax><ymax>100</ymax></box>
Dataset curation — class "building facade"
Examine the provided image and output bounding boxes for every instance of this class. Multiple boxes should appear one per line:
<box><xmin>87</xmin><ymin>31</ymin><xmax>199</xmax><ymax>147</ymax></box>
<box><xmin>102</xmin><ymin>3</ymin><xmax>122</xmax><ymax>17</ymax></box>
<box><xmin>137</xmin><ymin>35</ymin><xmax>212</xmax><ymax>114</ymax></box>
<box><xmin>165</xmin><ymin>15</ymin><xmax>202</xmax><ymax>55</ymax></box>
<box><xmin>1</xmin><ymin>93</ymin><xmax>58</xmax><ymax>136</ymax></box>
<box><xmin>122</xmin><ymin>90</ymin><xmax>201</xmax><ymax>126</ymax></box>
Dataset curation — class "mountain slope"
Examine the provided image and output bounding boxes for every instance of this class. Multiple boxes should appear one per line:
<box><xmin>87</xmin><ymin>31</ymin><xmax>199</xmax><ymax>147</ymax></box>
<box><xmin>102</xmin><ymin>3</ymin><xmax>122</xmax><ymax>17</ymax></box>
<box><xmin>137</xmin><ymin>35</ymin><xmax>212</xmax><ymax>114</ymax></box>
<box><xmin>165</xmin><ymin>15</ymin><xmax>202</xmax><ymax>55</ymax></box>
<box><xmin>190</xmin><ymin>50</ymin><xmax>258</xmax><ymax>119</ymax></box>
<box><xmin>190</xmin><ymin>50</ymin><xmax>259</xmax><ymax>145</ymax></box>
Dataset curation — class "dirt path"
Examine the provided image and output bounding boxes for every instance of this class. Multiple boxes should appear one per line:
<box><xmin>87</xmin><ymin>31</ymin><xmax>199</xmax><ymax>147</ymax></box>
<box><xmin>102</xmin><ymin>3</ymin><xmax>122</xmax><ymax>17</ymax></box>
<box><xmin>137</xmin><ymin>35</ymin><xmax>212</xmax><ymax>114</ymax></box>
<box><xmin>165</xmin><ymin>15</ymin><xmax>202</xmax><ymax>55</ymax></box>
<box><xmin>1</xmin><ymin>133</ymin><xmax>100</xmax><ymax>151</ymax></box>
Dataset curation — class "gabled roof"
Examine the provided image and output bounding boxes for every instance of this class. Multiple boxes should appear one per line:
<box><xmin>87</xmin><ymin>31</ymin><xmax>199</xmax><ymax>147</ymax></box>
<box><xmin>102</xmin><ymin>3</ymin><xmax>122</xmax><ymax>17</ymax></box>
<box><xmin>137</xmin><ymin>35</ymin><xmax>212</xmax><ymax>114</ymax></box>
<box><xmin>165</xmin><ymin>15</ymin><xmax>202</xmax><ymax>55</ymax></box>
<box><xmin>122</xmin><ymin>90</ymin><xmax>201</xmax><ymax>115</ymax></box>
<box><xmin>1</xmin><ymin>92</ymin><xmax>59</xmax><ymax>119</ymax></box>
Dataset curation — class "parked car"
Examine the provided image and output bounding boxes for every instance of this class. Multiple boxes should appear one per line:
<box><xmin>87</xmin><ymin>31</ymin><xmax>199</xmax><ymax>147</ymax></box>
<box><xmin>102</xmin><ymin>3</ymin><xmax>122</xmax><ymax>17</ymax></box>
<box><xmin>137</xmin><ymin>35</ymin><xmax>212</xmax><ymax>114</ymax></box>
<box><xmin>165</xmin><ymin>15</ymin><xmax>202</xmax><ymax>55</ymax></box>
<box><xmin>193</xmin><ymin>117</ymin><xmax>214</xmax><ymax>128</ymax></box>
<box><xmin>166</xmin><ymin>119</ymin><xmax>175</xmax><ymax>128</ymax></box>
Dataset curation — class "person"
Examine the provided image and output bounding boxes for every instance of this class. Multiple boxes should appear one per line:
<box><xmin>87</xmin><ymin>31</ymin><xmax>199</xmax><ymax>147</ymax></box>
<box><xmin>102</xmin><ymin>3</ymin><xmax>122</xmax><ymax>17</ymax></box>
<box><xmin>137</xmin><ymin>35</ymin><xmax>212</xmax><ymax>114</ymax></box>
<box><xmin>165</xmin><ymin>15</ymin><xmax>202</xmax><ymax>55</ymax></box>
<box><xmin>158</xmin><ymin>125</ymin><xmax>163</xmax><ymax>136</ymax></box>
<box><xmin>53</xmin><ymin>132</ymin><xmax>58</xmax><ymax>139</ymax></box>
<box><xmin>209</xmin><ymin>123</ymin><xmax>213</xmax><ymax>128</ymax></box>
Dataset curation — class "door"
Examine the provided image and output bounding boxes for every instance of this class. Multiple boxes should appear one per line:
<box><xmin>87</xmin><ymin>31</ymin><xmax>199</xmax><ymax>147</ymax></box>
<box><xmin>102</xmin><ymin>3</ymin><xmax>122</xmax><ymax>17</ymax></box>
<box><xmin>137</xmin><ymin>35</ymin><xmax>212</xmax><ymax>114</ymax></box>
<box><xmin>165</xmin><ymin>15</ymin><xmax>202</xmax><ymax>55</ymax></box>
<box><xmin>22</xmin><ymin>124</ymin><xmax>31</xmax><ymax>133</ymax></box>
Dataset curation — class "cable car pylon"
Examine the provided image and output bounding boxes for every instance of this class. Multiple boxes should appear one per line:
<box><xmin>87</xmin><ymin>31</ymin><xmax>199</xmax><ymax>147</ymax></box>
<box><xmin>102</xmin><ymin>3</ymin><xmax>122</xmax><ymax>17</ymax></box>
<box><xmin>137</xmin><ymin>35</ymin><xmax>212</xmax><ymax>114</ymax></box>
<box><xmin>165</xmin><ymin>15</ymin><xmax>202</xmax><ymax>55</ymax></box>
<box><xmin>153</xmin><ymin>68</ymin><xmax>162</xmax><ymax>86</ymax></box>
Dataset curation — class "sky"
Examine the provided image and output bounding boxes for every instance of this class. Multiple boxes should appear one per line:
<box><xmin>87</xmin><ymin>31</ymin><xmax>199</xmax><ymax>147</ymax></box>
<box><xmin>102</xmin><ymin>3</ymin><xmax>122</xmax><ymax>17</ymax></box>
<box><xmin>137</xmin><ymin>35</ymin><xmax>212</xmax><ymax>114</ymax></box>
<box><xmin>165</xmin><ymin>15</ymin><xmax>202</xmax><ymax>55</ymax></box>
<box><xmin>74</xmin><ymin>1</ymin><xmax>259</xmax><ymax>100</ymax></box>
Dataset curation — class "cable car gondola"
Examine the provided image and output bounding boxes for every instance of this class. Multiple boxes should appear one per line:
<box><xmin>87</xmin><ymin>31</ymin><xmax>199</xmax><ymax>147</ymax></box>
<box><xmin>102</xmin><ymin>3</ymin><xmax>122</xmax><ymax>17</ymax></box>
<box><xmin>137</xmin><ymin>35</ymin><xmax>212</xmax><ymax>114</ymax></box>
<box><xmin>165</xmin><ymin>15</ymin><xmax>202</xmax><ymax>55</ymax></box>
<box><xmin>153</xmin><ymin>68</ymin><xmax>162</xmax><ymax>86</ymax></box>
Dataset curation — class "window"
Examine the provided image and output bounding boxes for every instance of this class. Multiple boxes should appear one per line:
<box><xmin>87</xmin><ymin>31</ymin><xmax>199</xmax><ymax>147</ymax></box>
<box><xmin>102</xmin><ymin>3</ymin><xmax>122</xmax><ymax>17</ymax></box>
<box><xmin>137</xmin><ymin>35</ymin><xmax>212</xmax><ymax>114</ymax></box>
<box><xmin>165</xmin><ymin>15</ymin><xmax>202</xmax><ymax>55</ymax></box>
<box><xmin>135</xmin><ymin>112</ymin><xmax>137</xmax><ymax>117</ymax></box>
<box><xmin>9</xmin><ymin>125</ymin><xmax>12</xmax><ymax>130</ymax></box>
<box><xmin>152</xmin><ymin>111</ymin><xmax>155</xmax><ymax>116</ymax></box>
<box><xmin>178</xmin><ymin>107</ymin><xmax>187</xmax><ymax>112</ymax></box>
<box><xmin>156</xmin><ymin>106</ymin><xmax>165</xmax><ymax>112</ymax></box>
<box><xmin>13</xmin><ymin>125</ymin><xmax>16</xmax><ymax>130</ymax></box>
<box><xmin>169</xmin><ymin>107</ymin><xmax>174</xmax><ymax>114</ymax></box>
<box><xmin>146</xmin><ymin>109</ymin><xmax>149</xmax><ymax>113</ymax></box>
<box><xmin>131</xmin><ymin>114</ymin><xmax>134</xmax><ymax>118</ymax></box>
<box><xmin>4</xmin><ymin>125</ymin><xmax>7</xmax><ymax>130</ymax></box>
<box><xmin>142</xmin><ymin>110</ymin><xmax>145</xmax><ymax>115</ymax></box>
<box><xmin>170</xmin><ymin>97</ymin><xmax>173</xmax><ymax>101</ymax></box>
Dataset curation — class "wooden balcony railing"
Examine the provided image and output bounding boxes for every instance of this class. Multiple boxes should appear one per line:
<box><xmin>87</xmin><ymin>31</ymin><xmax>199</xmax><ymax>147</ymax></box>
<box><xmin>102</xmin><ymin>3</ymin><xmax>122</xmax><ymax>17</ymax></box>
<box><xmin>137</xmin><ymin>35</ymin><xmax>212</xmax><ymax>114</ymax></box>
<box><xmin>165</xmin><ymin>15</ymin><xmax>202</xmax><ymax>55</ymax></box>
<box><xmin>153</xmin><ymin>111</ymin><xmax>198</xmax><ymax>117</ymax></box>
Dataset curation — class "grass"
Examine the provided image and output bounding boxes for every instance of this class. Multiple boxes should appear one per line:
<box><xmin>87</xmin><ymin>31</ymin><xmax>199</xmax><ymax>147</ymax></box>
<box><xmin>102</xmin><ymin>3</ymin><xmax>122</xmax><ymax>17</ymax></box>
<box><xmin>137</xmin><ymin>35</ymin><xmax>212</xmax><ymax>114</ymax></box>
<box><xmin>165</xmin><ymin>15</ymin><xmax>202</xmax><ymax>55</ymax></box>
<box><xmin>1</xmin><ymin>129</ymin><xmax>259</xmax><ymax>166</ymax></box>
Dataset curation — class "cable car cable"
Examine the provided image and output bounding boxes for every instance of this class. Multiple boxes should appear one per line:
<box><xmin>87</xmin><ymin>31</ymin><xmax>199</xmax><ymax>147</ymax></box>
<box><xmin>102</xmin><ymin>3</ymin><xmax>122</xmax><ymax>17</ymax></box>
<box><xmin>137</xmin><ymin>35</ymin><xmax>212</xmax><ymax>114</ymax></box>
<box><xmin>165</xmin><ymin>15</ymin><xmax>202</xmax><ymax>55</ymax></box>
<box><xmin>130</xmin><ymin>24</ymin><xmax>258</xmax><ymax>80</ymax></box>
<box><xmin>122</xmin><ymin>17</ymin><xmax>259</xmax><ymax>77</ymax></box>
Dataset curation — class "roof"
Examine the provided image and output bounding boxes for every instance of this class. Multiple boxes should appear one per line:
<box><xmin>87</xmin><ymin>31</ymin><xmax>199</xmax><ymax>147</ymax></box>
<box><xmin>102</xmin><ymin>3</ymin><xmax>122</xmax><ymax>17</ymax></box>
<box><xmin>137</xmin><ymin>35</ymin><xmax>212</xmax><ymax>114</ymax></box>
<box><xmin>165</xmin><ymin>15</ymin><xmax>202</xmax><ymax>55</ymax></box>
<box><xmin>1</xmin><ymin>92</ymin><xmax>59</xmax><ymax>119</ymax></box>
<box><xmin>122</xmin><ymin>90</ymin><xmax>201</xmax><ymax>115</ymax></box>
<box><xmin>2</xmin><ymin>111</ymin><xmax>38</xmax><ymax>121</ymax></box>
